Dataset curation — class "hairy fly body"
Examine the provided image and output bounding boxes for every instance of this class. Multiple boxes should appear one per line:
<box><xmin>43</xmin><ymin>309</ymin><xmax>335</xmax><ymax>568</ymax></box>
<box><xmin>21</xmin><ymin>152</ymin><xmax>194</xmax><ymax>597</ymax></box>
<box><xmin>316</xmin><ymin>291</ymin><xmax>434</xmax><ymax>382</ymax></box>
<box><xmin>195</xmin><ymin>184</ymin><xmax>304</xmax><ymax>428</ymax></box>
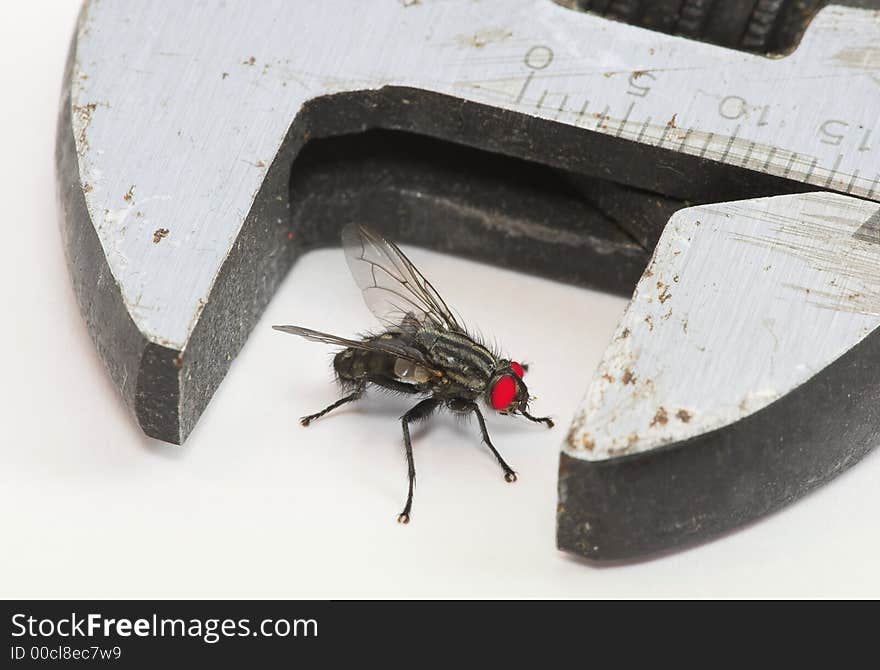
<box><xmin>274</xmin><ymin>224</ymin><xmax>553</xmax><ymax>523</ymax></box>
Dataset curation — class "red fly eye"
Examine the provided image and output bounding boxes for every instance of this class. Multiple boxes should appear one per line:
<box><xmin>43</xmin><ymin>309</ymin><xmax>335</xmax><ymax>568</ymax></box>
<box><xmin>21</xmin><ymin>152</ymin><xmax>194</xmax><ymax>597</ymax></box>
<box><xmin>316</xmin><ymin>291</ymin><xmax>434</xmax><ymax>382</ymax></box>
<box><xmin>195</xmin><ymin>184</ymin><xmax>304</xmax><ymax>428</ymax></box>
<box><xmin>510</xmin><ymin>361</ymin><xmax>525</xmax><ymax>378</ymax></box>
<box><xmin>490</xmin><ymin>375</ymin><xmax>517</xmax><ymax>411</ymax></box>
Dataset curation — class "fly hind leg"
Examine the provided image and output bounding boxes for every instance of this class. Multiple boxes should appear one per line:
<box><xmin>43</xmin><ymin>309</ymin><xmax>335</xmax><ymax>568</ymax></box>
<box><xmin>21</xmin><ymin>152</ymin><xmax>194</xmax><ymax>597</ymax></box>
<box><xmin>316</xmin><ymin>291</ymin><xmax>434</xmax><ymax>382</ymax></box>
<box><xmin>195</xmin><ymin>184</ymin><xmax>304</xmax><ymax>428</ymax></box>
<box><xmin>398</xmin><ymin>397</ymin><xmax>439</xmax><ymax>524</ymax></box>
<box><xmin>300</xmin><ymin>380</ymin><xmax>366</xmax><ymax>427</ymax></box>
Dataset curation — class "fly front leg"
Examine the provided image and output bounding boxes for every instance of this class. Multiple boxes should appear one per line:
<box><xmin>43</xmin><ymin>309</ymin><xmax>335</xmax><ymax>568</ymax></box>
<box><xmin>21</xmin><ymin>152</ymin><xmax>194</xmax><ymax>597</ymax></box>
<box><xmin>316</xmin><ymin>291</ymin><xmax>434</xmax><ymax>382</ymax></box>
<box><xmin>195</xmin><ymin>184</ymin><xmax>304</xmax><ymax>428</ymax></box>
<box><xmin>300</xmin><ymin>380</ymin><xmax>366</xmax><ymax>426</ymax></box>
<box><xmin>398</xmin><ymin>397</ymin><xmax>439</xmax><ymax>524</ymax></box>
<box><xmin>454</xmin><ymin>400</ymin><xmax>518</xmax><ymax>483</ymax></box>
<box><xmin>521</xmin><ymin>409</ymin><xmax>554</xmax><ymax>429</ymax></box>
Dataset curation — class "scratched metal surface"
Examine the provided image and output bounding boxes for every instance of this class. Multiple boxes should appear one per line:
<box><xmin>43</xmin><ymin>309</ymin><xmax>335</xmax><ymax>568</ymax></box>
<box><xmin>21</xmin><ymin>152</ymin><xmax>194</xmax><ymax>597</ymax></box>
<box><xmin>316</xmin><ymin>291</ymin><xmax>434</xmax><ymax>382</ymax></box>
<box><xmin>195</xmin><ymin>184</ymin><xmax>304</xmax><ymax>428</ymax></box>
<box><xmin>70</xmin><ymin>0</ymin><xmax>880</xmax><ymax>353</ymax></box>
<box><xmin>566</xmin><ymin>191</ymin><xmax>880</xmax><ymax>461</ymax></box>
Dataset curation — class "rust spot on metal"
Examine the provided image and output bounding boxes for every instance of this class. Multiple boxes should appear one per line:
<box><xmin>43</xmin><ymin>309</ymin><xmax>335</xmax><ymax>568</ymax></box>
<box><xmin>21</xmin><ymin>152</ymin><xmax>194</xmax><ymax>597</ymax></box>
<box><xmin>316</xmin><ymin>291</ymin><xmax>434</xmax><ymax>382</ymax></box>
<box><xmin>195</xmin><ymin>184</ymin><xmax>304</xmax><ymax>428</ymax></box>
<box><xmin>667</xmin><ymin>113</ymin><xmax>678</xmax><ymax>129</ymax></box>
<box><xmin>83</xmin><ymin>183</ymin><xmax>93</xmax><ymax>193</ymax></box>
<box><xmin>644</xmin><ymin>315</ymin><xmax>654</xmax><ymax>331</ymax></box>
<box><xmin>676</xmin><ymin>409</ymin><xmax>693</xmax><ymax>423</ymax></box>
<box><xmin>72</xmin><ymin>102</ymin><xmax>98</xmax><ymax>156</ymax></box>
<box><xmin>657</xmin><ymin>281</ymin><xmax>672</xmax><ymax>304</ymax></box>
<box><xmin>153</xmin><ymin>228</ymin><xmax>170</xmax><ymax>244</ymax></box>
<box><xmin>650</xmin><ymin>406</ymin><xmax>668</xmax><ymax>427</ymax></box>
<box><xmin>631</xmin><ymin>69</ymin><xmax>648</xmax><ymax>79</ymax></box>
<box><xmin>582</xmin><ymin>435</ymin><xmax>595</xmax><ymax>451</ymax></box>
<box><xmin>622</xmin><ymin>368</ymin><xmax>636</xmax><ymax>385</ymax></box>
<box><xmin>123</xmin><ymin>185</ymin><xmax>135</xmax><ymax>202</ymax></box>
<box><xmin>172</xmin><ymin>355</ymin><xmax>184</xmax><ymax>370</ymax></box>
<box><xmin>242</xmin><ymin>56</ymin><xmax>256</xmax><ymax>66</ymax></box>
<box><xmin>602</xmin><ymin>373</ymin><xmax>614</xmax><ymax>383</ymax></box>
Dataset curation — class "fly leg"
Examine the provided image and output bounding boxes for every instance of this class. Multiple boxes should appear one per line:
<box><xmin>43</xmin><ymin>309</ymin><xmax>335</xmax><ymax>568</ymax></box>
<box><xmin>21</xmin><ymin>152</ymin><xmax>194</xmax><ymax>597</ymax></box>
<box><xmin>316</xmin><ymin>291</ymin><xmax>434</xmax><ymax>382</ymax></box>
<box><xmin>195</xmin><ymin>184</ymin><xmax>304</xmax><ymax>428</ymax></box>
<box><xmin>300</xmin><ymin>381</ymin><xmax>365</xmax><ymax>426</ymax></box>
<box><xmin>461</xmin><ymin>401</ymin><xmax>518</xmax><ymax>483</ymax></box>
<box><xmin>398</xmin><ymin>397</ymin><xmax>439</xmax><ymax>524</ymax></box>
<box><xmin>521</xmin><ymin>409</ymin><xmax>554</xmax><ymax>429</ymax></box>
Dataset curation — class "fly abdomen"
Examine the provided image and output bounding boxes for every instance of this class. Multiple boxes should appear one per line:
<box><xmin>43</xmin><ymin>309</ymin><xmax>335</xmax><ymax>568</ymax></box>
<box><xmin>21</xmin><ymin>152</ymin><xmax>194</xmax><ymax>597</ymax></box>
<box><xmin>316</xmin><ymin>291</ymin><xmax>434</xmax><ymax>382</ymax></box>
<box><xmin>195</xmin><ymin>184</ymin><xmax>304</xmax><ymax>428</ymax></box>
<box><xmin>333</xmin><ymin>334</ymin><xmax>432</xmax><ymax>393</ymax></box>
<box><xmin>393</xmin><ymin>358</ymin><xmax>432</xmax><ymax>384</ymax></box>
<box><xmin>333</xmin><ymin>345</ymin><xmax>396</xmax><ymax>382</ymax></box>
<box><xmin>333</xmin><ymin>347</ymin><xmax>368</xmax><ymax>384</ymax></box>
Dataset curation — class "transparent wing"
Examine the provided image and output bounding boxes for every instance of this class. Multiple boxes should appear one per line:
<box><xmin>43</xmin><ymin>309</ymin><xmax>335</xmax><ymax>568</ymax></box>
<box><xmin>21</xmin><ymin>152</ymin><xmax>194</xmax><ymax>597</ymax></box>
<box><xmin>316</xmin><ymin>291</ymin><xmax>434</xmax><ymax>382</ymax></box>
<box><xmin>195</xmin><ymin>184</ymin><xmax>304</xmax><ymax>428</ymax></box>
<box><xmin>272</xmin><ymin>325</ymin><xmax>438</xmax><ymax>371</ymax></box>
<box><xmin>341</xmin><ymin>223</ymin><xmax>465</xmax><ymax>332</ymax></box>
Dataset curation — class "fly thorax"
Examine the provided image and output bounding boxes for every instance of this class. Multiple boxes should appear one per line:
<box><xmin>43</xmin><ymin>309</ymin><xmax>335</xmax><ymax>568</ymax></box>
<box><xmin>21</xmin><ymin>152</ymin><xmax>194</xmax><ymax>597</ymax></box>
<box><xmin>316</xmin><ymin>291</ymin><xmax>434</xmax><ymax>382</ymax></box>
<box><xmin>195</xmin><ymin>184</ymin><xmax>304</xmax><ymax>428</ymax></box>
<box><xmin>394</xmin><ymin>358</ymin><xmax>430</xmax><ymax>384</ymax></box>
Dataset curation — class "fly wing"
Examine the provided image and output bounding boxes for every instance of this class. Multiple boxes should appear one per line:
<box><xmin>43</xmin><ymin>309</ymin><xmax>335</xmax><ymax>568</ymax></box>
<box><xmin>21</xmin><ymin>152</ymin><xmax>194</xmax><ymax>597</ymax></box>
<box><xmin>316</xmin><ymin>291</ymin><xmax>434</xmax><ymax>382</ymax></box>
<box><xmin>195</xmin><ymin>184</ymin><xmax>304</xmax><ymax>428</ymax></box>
<box><xmin>341</xmin><ymin>223</ymin><xmax>465</xmax><ymax>333</ymax></box>
<box><xmin>272</xmin><ymin>325</ymin><xmax>438</xmax><ymax>370</ymax></box>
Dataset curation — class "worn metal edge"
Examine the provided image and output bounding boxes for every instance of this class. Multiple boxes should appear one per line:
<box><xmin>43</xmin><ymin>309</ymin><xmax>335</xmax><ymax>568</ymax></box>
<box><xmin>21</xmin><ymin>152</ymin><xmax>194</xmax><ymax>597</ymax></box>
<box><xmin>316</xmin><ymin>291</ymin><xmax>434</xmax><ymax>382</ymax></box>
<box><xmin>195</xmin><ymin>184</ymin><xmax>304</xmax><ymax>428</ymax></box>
<box><xmin>556</xmin><ymin>321</ymin><xmax>880</xmax><ymax>561</ymax></box>
<box><xmin>56</xmin><ymin>18</ymin><xmax>183</xmax><ymax>444</ymax></box>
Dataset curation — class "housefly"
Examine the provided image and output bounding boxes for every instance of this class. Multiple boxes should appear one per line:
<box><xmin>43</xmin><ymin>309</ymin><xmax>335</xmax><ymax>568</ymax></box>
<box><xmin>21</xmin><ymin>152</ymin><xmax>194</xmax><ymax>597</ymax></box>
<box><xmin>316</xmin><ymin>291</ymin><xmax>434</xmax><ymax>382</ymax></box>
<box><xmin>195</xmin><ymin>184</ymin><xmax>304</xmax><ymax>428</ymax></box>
<box><xmin>273</xmin><ymin>224</ymin><xmax>554</xmax><ymax>523</ymax></box>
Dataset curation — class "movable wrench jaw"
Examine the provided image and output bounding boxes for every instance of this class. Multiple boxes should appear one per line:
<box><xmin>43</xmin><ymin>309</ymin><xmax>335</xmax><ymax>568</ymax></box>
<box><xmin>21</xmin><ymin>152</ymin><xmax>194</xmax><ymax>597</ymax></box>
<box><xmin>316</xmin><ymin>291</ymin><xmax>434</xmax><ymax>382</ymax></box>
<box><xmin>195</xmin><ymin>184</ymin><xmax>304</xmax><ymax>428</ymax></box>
<box><xmin>58</xmin><ymin>0</ymin><xmax>880</xmax><ymax>559</ymax></box>
<box><xmin>559</xmin><ymin>192</ymin><xmax>880</xmax><ymax>560</ymax></box>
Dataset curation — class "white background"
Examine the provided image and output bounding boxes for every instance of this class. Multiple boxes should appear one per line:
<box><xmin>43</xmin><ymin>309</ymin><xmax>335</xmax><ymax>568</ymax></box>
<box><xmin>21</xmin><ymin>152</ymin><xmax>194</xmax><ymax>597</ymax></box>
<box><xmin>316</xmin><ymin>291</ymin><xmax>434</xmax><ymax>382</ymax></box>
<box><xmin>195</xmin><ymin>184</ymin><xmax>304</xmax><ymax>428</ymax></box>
<box><xmin>2</xmin><ymin>1</ymin><xmax>879</xmax><ymax>599</ymax></box>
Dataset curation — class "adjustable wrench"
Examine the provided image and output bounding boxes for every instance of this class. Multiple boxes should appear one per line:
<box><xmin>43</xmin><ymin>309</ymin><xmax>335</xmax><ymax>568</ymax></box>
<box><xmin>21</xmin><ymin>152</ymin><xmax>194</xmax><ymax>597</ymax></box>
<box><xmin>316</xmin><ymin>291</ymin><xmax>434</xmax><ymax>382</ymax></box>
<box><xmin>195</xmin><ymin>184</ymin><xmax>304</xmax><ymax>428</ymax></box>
<box><xmin>57</xmin><ymin>0</ymin><xmax>880</xmax><ymax>558</ymax></box>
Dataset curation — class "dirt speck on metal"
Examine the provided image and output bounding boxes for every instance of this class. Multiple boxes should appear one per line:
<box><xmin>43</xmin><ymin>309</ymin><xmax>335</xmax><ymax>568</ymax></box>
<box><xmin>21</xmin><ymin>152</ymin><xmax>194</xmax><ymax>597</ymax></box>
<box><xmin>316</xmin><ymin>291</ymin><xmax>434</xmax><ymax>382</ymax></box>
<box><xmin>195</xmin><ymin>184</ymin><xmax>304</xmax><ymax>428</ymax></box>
<box><xmin>72</xmin><ymin>102</ymin><xmax>98</xmax><ymax>156</ymax></box>
<box><xmin>657</xmin><ymin>281</ymin><xmax>672</xmax><ymax>304</ymax></box>
<box><xmin>650</xmin><ymin>406</ymin><xmax>669</xmax><ymax>427</ymax></box>
<box><xmin>456</xmin><ymin>27</ymin><xmax>512</xmax><ymax>49</ymax></box>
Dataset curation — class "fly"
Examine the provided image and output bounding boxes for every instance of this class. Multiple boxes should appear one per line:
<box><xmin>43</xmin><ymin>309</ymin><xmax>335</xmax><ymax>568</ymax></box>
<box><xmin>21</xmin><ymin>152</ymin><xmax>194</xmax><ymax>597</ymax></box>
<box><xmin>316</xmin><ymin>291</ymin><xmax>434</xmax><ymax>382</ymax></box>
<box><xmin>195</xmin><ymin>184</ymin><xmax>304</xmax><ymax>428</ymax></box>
<box><xmin>273</xmin><ymin>224</ymin><xmax>554</xmax><ymax>523</ymax></box>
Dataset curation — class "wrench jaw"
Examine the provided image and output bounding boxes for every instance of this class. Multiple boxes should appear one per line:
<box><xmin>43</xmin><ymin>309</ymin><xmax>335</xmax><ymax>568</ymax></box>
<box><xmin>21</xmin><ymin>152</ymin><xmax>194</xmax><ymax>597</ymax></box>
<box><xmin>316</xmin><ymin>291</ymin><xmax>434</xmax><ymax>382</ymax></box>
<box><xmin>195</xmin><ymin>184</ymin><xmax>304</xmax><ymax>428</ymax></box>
<box><xmin>558</xmin><ymin>193</ymin><xmax>880</xmax><ymax>560</ymax></box>
<box><xmin>56</xmin><ymin>26</ymin><xmax>298</xmax><ymax>444</ymax></box>
<box><xmin>59</xmin><ymin>107</ymin><xmax>184</xmax><ymax>442</ymax></box>
<box><xmin>56</xmin><ymin>31</ymin><xmax>167</xmax><ymax>440</ymax></box>
<box><xmin>557</xmin><ymin>340</ymin><xmax>880</xmax><ymax>562</ymax></box>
